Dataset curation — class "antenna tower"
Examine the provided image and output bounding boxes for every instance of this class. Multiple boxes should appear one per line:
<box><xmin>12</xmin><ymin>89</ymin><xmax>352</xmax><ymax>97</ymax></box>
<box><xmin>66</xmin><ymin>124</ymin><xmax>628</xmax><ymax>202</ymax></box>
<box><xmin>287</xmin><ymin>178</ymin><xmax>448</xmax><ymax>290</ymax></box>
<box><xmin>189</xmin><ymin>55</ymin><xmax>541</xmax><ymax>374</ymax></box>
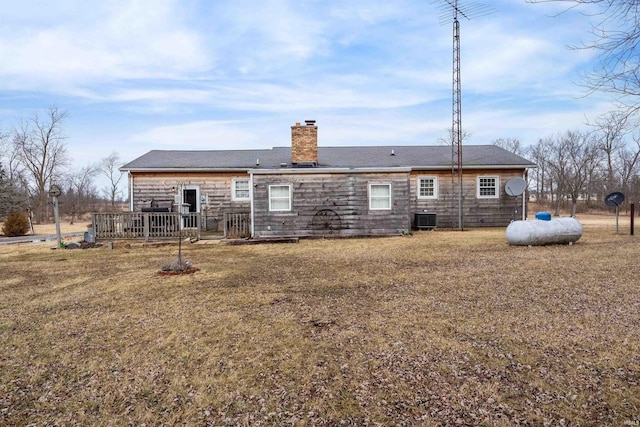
<box><xmin>433</xmin><ymin>1</ymin><xmax>493</xmax><ymax>230</ymax></box>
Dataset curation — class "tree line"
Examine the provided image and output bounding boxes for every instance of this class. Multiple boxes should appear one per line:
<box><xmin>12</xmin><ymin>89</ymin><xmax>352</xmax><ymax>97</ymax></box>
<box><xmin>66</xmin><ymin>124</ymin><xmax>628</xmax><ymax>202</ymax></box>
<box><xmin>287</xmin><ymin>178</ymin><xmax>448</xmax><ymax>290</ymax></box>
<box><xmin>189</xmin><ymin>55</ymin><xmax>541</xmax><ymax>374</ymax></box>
<box><xmin>4</xmin><ymin>105</ymin><xmax>640</xmax><ymax>226</ymax></box>
<box><xmin>511</xmin><ymin>0</ymin><xmax>640</xmax><ymax>216</ymax></box>
<box><xmin>0</xmin><ymin>107</ymin><xmax>124</xmax><ymax>224</ymax></box>
<box><xmin>493</xmin><ymin>110</ymin><xmax>640</xmax><ymax>216</ymax></box>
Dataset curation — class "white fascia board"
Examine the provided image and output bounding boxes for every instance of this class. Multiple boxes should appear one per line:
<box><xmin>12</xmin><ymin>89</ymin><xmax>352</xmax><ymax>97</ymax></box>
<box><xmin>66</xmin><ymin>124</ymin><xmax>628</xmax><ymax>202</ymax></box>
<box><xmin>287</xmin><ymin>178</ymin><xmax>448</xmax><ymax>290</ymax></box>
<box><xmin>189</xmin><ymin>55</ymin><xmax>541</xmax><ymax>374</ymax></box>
<box><xmin>411</xmin><ymin>165</ymin><xmax>537</xmax><ymax>171</ymax></box>
<box><xmin>120</xmin><ymin>167</ymin><xmax>252</xmax><ymax>173</ymax></box>
<box><xmin>250</xmin><ymin>167</ymin><xmax>413</xmax><ymax>175</ymax></box>
<box><xmin>121</xmin><ymin>165</ymin><xmax>536</xmax><ymax>174</ymax></box>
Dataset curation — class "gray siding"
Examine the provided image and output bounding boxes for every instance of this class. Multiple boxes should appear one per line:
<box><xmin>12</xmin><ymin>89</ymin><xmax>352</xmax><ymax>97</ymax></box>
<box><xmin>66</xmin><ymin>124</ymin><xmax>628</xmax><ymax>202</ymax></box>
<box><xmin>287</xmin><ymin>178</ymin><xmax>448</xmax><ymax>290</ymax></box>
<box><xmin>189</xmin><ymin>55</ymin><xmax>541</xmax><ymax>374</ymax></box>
<box><xmin>129</xmin><ymin>168</ymin><xmax>529</xmax><ymax>237</ymax></box>
<box><xmin>409</xmin><ymin>170</ymin><xmax>528</xmax><ymax>228</ymax></box>
<box><xmin>130</xmin><ymin>173</ymin><xmax>250</xmax><ymax>231</ymax></box>
<box><xmin>252</xmin><ymin>172</ymin><xmax>411</xmax><ymax>237</ymax></box>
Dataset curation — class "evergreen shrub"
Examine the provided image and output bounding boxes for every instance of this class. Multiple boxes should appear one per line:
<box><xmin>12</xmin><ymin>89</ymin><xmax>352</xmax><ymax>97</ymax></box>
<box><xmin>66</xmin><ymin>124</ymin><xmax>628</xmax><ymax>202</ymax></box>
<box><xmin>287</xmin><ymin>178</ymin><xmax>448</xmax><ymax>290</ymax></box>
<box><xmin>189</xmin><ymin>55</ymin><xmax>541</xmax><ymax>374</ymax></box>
<box><xmin>2</xmin><ymin>211</ymin><xmax>30</xmax><ymax>237</ymax></box>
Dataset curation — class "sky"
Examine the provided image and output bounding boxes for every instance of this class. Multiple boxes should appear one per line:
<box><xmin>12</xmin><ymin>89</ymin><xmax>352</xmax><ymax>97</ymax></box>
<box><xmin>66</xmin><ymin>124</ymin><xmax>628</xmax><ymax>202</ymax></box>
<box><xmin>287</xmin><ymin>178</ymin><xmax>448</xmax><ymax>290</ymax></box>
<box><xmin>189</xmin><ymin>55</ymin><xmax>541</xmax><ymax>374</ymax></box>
<box><xmin>0</xmin><ymin>0</ymin><xmax>614</xmax><ymax>183</ymax></box>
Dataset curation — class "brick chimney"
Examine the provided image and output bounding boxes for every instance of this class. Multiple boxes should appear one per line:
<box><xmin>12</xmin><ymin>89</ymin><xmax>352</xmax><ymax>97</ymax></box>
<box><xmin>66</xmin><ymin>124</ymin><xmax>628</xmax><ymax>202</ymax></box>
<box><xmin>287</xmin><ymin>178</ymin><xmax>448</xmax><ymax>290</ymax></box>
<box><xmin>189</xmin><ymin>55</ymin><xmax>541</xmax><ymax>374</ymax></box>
<box><xmin>291</xmin><ymin>120</ymin><xmax>318</xmax><ymax>165</ymax></box>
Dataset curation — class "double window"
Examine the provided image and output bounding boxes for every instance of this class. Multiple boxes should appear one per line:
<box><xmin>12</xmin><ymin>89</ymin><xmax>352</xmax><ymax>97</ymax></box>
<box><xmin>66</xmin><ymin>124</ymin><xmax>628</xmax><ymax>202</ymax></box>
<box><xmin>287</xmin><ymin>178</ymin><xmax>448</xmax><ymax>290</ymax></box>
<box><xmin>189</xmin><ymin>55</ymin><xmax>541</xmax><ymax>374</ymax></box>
<box><xmin>477</xmin><ymin>176</ymin><xmax>499</xmax><ymax>198</ymax></box>
<box><xmin>232</xmin><ymin>179</ymin><xmax>250</xmax><ymax>201</ymax></box>
<box><xmin>369</xmin><ymin>183</ymin><xmax>392</xmax><ymax>210</ymax></box>
<box><xmin>269</xmin><ymin>184</ymin><xmax>292</xmax><ymax>212</ymax></box>
<box><xmin>417</xmin><ymin>176</ymin><xmax>438</xmax><ymax>199</ymax></box>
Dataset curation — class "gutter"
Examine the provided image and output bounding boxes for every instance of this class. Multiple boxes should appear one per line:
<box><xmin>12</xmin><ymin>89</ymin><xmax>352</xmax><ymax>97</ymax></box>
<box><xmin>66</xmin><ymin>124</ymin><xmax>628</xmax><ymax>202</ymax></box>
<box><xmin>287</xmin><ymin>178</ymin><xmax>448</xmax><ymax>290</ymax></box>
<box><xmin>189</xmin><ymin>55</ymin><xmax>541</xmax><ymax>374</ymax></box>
<box><xmin>120</xmin><ymin>164</ymin><xmax>537</xmax><ymax>175</ymax></box>
<box><xmin>119</xmin><ymin>167</ymin><xmax>253</xmax><ymax>173</ymax></box>
<box><xmin>251</xmin><ymin>167</ymin><xmax>413</xmax><ymax>175</ymax></box>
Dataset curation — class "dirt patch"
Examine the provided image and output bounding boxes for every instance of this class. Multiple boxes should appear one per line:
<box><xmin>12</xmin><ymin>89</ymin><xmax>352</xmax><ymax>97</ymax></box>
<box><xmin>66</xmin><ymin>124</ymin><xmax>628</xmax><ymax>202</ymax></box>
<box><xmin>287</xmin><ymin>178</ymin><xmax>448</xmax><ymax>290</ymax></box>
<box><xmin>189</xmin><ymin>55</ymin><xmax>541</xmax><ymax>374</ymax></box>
<box><xmin>63</xmin><ymin>241</ymin><xmax>102</xmax><ymax>250</ymax></box>
<box><xmin>158</xmin><ymin>267</ymin><xmax>200</xmax><ymax>276</ymax></box>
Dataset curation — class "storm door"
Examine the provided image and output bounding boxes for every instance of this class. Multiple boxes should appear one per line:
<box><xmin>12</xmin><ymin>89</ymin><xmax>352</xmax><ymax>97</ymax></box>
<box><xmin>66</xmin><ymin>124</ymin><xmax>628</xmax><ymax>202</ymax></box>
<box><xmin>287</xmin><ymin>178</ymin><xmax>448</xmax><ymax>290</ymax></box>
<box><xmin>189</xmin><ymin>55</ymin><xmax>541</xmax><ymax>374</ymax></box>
<box><xmin>182</xmin><ymin>187</ymin><xmax>199</xmax><ymax>228</ymax></box>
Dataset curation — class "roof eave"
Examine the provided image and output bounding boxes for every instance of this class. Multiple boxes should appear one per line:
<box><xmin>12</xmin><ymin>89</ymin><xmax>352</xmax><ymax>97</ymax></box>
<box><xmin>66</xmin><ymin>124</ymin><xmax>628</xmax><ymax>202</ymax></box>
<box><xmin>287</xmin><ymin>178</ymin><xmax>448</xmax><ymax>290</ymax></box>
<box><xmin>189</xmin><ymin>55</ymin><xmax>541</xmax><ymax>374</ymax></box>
<box><xmin>120</xmin><ymin>164</ymin><xmax>537</xmax><ymax>173</ymax></box>
<box><xmin>411</xmin><ymin>164</ymin><xmax>537</xmax><ymax>170</ymax></box>
<box><xmin>456</xmin><ymin>164</ymin><xmax>538</xmax><ymax>170</ymax></box>
<box><xmin>251</xmin><ymin>167</ymin><xmax>413</xmax><ymax>175</ymax></box>
<box><xmin>119</xmin><ymin>167</ymin><xmax>253</xmax><ymax>173</ymax></box>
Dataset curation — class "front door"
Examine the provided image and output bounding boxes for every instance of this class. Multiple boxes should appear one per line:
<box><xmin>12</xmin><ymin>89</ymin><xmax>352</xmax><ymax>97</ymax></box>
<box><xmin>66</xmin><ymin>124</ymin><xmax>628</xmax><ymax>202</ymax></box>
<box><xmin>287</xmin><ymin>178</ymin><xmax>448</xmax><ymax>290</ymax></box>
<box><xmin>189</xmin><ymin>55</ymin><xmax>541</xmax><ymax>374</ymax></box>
<box><xmin>182</xmin><ymin>187</ymin><xmax>199</xmax><ymax>228</ymax></box>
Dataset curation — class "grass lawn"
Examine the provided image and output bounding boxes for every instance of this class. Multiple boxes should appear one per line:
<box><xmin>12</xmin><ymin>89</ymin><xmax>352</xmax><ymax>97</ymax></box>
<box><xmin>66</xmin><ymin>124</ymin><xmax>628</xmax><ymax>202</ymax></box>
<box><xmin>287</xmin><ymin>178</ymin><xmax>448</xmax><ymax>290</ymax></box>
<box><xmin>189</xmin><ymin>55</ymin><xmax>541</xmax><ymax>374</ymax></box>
<box><xmin>1</xmin><ymin>217</ymin><xmax>639</xmax><ymax>426</ymax></box>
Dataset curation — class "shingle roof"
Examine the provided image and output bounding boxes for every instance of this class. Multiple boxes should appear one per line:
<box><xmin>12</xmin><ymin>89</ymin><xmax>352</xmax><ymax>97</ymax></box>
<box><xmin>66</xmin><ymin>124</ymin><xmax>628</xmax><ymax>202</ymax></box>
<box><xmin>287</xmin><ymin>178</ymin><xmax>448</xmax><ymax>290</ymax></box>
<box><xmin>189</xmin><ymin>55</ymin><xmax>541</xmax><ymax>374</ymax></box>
<box><xmin>120</xmin><ymin>145</ymin><xmax>536</xmax><ymax>171</ymax></box>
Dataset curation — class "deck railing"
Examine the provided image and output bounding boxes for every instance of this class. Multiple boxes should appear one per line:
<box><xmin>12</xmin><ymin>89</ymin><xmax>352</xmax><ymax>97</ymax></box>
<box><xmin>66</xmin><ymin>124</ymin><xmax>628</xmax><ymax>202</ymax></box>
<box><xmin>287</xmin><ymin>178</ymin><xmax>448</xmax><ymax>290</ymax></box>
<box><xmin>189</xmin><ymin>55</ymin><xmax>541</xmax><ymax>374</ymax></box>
<box><xmin>92</xmin><ymin>212</ymin><xmax>200</xmax><ymax>241</ymax></box>
<box><xmin>224</xmin><ymin>212</ymin><xmax>251</xmax><ymax>238</ymax></box>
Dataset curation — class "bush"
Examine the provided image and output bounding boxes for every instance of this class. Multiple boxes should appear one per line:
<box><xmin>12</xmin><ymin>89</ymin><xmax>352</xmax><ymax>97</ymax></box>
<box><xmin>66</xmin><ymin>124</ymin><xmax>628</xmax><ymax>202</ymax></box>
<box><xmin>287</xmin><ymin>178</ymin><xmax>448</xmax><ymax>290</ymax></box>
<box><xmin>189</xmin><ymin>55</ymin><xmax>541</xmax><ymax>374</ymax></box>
<box><xmin>2</xmin><ymin>211</ymin><xmax>30</xmax><ymax>237</ymax></box>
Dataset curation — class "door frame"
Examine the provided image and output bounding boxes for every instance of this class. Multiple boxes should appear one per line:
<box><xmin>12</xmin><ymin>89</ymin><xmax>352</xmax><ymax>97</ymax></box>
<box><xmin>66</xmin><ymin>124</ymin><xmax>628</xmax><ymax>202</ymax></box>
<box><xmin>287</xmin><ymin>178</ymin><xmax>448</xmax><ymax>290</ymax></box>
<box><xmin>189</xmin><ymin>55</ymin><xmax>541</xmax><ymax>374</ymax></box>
<box><xmin>181</xmin><ymin>185</ymin><xmax>200</xmax><ymax>228</ymax></box>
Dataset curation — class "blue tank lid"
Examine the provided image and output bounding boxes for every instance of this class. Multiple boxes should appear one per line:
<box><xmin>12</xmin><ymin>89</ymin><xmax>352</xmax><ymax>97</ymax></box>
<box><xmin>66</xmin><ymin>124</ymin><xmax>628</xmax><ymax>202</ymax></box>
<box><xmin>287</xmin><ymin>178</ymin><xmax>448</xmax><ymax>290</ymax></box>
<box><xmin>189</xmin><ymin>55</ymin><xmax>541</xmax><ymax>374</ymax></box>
<box><xmin>535</xmin><ymin>212</ymin><xmax>552</xmax><ymax>221</ymax></box>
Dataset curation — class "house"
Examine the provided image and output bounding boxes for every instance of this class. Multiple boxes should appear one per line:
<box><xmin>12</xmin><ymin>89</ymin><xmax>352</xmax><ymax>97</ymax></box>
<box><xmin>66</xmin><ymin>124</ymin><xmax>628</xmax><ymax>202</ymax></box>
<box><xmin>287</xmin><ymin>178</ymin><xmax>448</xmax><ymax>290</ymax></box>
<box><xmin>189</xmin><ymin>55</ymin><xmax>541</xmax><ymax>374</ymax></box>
<box><xmin>120</xmin><ymin>120</ymin><xmax>536</xmax><ymax>237</ymax></box>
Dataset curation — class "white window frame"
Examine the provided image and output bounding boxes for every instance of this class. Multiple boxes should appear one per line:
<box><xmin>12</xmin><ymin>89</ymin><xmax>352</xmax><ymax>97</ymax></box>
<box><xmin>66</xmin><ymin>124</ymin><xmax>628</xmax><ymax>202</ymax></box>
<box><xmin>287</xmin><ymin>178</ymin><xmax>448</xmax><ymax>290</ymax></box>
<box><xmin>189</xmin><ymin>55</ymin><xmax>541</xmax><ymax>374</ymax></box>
<box><xmin>369</xmin><ymin>182</ymin><xmax>392</xmax><ymax>210</ymax></box>
<box><xmin>477</xmin><ymin>176</ymin><xmax>499</xmax><ymax>199</ymax></box>
<box><xmin>232</xmin><ymin>178</ymin><xmax>250</xmax><ymax>201</ymax></box>
<box><xmin>417</xmin><ymin>176</ymin><xmax>438</xmax><ymax>199</ymax></box>
<box><xmin>269</xmin><ymin>184</ymin><xmax>292</xmax><ymax>212</ymax></box>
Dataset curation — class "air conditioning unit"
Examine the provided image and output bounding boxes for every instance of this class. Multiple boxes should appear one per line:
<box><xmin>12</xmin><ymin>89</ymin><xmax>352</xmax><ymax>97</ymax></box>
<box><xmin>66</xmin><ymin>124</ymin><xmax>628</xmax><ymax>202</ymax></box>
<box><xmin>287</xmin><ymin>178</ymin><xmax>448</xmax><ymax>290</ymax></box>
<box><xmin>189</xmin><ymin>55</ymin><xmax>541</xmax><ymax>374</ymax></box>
<box><xmin>414</xmin><ymin>212</ymin><xmax>437</xmax><ymax>229</ymax></box>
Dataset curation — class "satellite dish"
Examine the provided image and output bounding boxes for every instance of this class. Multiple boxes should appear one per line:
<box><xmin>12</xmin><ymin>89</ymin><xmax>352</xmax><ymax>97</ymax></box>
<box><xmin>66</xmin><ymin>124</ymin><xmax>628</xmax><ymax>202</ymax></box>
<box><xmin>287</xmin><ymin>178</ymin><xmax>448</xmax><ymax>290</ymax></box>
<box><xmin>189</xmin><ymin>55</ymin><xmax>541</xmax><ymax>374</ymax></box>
<box><xmin>605</xmin><ymin>192</ymin><xmax>625</xmax><ymax>207</ymax></box>
<box><xmin>505</xmin><ymin>177</ymin><xmax>527</xmax><ymax>197</ymax></box>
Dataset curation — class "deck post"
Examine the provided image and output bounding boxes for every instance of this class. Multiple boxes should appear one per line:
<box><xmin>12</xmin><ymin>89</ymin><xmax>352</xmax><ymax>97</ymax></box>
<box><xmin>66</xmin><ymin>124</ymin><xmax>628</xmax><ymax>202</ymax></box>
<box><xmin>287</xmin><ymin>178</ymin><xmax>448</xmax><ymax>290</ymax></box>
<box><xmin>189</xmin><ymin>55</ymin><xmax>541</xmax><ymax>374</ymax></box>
<box><xmin>144</xmin><ymin>213</ymin><xmax>150</xmax><ymax>241</ymax></box>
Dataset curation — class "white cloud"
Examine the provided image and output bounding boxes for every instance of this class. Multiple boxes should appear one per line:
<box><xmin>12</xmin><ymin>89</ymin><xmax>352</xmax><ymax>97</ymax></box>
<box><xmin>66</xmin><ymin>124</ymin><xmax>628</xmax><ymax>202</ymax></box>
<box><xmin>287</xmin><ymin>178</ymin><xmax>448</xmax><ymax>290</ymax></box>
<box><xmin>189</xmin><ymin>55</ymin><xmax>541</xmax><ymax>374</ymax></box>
<box><xmin>0</xmin><ymin>0</ymin><xmax>209</xmax><ymax>91</ymax></box>
<box><xmin>128</xmin><ymin>119</ymin><xmax>279</xmax><ymax>150</ymax></box>
<box><xmin>0</xmin><ymin>0</ymin><xmax>625</xmax><ymax>177</ymax></box>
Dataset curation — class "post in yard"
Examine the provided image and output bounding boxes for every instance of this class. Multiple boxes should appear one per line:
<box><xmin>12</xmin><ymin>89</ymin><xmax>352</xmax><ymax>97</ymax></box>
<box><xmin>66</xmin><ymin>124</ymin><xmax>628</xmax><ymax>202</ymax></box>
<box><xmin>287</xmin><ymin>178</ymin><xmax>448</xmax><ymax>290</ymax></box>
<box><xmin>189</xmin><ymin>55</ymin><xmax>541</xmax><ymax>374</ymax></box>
<box><xmin>49</xmin><ymin>185</ymin><xmax>62</xmax><ymax>248</ymax></box>
<box><xmin>178</xmin><ymin>202</ymin><xmax>191</xmax><ymax>269</ymax></box>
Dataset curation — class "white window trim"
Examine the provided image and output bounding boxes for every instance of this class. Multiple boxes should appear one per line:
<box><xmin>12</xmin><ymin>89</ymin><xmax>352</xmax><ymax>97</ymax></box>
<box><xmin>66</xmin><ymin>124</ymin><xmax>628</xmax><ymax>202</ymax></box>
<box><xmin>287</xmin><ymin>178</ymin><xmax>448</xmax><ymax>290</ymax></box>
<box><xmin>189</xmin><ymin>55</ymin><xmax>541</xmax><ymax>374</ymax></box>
<box><xmin>417</xmin><ymin>176</ymin><xmax>438</xmax><ymax>200</ymax></box>
<box><xmin>269</xmin><ymin>184</ymin><xmax>292</xmax><ymax>212</ymax></box>
<box><xmin>232</xmin><ymin>178</ymin><xmax>250</xmax><ymax>201</ymax></box>
<box><xmin>369</xmin><ymin>182</ymin><xmax>392</xmax><ymax>210</ymax></box>
<box><xmin>477</xmin><ymin>176</ymin><xmax>499</xmax><ymax>199</ymax></box>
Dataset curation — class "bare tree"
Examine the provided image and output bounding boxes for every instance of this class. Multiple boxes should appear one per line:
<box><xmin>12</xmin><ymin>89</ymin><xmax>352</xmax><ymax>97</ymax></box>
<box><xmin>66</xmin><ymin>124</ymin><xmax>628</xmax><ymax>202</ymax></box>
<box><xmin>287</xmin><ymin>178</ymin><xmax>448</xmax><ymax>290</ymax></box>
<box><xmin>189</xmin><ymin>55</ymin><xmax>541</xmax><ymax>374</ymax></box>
<box><xmin>618</xmin><ymin>134</ymin><xmax>640</xmax><ymax>208</ymax></box>
<box><xmin>61</xmin><ymin>165</ymin><xmax>99</xmax><ymax>223</ymax></box>
<box><xmin>589</xmin><ymin>110</ymin><xmax>640</xmax><ymax>211</ymax></box>
<box><xmin>0</xmin><ymin>127</ymin><xmax>29</xmax><ymax>216</ymax></box>
<box><xmin>13</xmin><ymin>108</ymin><xmax>70</xmax><ymax>223</ymax></box>
<box><xmin>492</xmin><ymin>137</ymin><xmax>526</xmax><ymax>156</ymax></box>
<box><xmin>528</xmin><ymin>138</ymin><xmax>553</xmax><ymax>203</ymax></box>
<box><xmin>436</xmin><ymin>127</ymin><xmax>472</xmax><ymax>146</ymax></box>
<box><xmin>590</xmin><ymin>111</ymin><xmax>630</xmax><ymax>194</ymax></box>
<box><xmin>527</xmin><ymin>0</ymin><xmax>640</xmax><ymax>118</ymax></box>
<box><xmin>97</xmin><ymin>152</ymin><xmax>124</xmax><ymax>209</ymax></box>
<box><xmin>0</xmin><ymin>128</ymin><xmax>8</xmax><ymax>158</ymax></box>
<box><xmin>545</xmin><ymin>130</ymin><xmax>602</xmax><ymax>216</ymax></box>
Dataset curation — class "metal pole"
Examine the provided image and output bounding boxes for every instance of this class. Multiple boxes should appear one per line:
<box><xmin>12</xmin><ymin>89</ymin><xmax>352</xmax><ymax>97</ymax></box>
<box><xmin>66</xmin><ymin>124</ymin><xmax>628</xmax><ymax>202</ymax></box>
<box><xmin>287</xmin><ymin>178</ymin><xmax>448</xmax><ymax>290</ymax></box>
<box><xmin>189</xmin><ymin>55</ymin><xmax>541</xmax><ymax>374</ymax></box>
<box><xmin>453</xmin><ymin>15</ymin><xmax>463</xmax><ymax>230</ymax></box>
<box><xmin>178</xmin><ymin>184</ymin><xmax>184</xmax><ymax>268</ymax></box>
<box><xmin>53</xmin><ymin>196</ymin><xmax>62</xmax><ymax>248</ymax></box>
<box><xmin>178</xmin><ymin>221</ymin><xmax>183</xmax><ymax>267</ymax></box>
<box><xmin>436</xmin><ymin>0</ymin><xmax>494</xmax><ymax>230</ymax></box>
<box><xmin>616</xmin><ymin>205</ymin><xmax>619</xmax><ymax>234</ymax></box>
<box><xmin>631</xmin><ymin>203</ymin><xmax>635</xmax><ymax>236</ymax></box>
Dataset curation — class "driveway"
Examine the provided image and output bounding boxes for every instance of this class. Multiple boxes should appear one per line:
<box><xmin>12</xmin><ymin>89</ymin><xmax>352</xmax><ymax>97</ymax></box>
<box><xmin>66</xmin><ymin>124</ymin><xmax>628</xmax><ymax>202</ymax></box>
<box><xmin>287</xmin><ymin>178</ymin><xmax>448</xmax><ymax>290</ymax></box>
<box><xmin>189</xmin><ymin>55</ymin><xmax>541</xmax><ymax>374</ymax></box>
<box><xmin>0</xmin><ymin>232</ymin><xmax>85</xmax><ymax>245</ymax></box>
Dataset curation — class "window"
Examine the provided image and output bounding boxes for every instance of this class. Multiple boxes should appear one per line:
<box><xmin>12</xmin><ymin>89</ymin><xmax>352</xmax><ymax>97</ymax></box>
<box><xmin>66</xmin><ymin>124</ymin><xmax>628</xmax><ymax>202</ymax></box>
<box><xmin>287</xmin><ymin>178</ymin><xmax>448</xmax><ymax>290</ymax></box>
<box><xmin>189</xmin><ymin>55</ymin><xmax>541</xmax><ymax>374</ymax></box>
<box><xmin>417</xmin><ymin>176</ymin><xmax>438</xmax><ymax>199</ymax></box>
<box><xmin>269</xmin><ymin>184</ymin><xmax>292</xmax><ymax>211</ymax></box>
<box><xmin>232</xmin><ymin>179</ymin><xmax>250</xmax><ymax>201</ymax></box>
<box><xmin>369</xmin><ymin>183</ymin><xmax>392</xmax><ymax>210</ymax></box>
<box><xmin>477</xmin><ymin>176</ymin><xmax>499</xmax><ymax>198</ymax></box>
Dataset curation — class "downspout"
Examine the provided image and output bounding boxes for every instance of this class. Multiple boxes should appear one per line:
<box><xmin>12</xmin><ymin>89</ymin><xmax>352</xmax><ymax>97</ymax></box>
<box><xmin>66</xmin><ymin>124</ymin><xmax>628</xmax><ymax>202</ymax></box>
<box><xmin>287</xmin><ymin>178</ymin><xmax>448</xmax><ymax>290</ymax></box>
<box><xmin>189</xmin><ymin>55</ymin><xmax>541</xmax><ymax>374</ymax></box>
<box><xmin>249</xmin><ymin>171</ymin><xmax>255</xmax><ymax>238</ymax></box>
<box><xmin>522</xmin><ymin>171</ymin><xmax>527</xmax><ymax>220</ymax></box>
<box><xmin>128</xmin><ymin>172</ymin><xmax>134</xmax><ymax>211</ymax></box>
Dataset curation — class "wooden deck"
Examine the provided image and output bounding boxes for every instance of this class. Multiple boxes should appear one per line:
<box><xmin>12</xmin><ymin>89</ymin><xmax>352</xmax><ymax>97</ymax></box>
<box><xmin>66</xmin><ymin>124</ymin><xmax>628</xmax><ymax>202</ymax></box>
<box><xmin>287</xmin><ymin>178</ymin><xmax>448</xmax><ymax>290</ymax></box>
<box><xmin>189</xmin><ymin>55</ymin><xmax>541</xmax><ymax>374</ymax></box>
<box><xmin>92</xmin><ymin>212</ymin><xmax>201</xmax><ymax>241</ymax></box>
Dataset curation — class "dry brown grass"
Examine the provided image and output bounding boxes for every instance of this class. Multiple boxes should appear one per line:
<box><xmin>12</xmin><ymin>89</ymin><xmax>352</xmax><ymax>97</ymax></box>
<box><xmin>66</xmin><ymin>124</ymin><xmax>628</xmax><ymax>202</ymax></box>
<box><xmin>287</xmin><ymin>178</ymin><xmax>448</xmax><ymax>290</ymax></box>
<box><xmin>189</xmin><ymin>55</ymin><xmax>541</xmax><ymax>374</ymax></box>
<box><xmin>1</xmin><ymin>215</ymin><xmax>639</xmax><ymax>426</ymax></box>
<box><xmin>0</xmin><ymin>221</ymin><xmax>89</xmax><ymax>236</ymax></box>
